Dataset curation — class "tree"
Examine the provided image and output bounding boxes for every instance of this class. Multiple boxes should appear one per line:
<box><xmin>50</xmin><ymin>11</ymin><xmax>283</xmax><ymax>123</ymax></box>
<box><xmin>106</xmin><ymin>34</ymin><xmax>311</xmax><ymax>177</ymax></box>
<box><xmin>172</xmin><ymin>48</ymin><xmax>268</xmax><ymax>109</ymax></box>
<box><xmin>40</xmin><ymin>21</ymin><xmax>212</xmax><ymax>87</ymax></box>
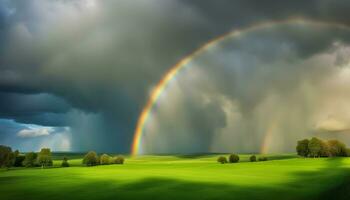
<box><xmin>23</xmin><ymin>152</ymin><xmax>38</xmax><ymax>167</ymax></box>
<box><xmin>228</xmin><ymin>154</ymin><xmax>239</xmax><ymax>163</ymax></box>
<box><xmin>250</xmin><ymin>155</ymin><xmax>257</xmax><ymax>162</ymax></box>
<box><xmin>346</xmin><ymin>148</ymin><xmax>350</xmax><ymax>157</ymax></box>
<box><xmin>113</xmin><ymin>156</ymin><xmax>125</xmax><ymax>164</ymax></box>
<box><xmin>328</xmin><ymin>140</ymin><xmax>347</xmax><ymax>157</ymax></box>
<box><xmin>217</xmin><ymin>156</ymin><xmax>227</xmax><ymax>164</ymax></box>
<box><xmin>61</xmin><ymin>157</ymin><xmax>69</xmax><ymax>167</ymax></box>
<box><xmin>83</xmin><ymin>151</ymin><xmax>99</xmax><ymax>166</ymax></box>
<box><xmin>14</xmin><ymin>154</ymin><xmax>25</xmax><ymax>167</ymax></box>
<box><xmin>37</xmin><ymin>148</ymin><xmax>53</xmax><ymax>168</ymax></box>
<box><xmin>100</xmin><ymin>154</ymin><xmax>110</xmax><ymax>165</ymax></box>
<box><xmin>308</xmin><ymin>137</ymin><xmax>322</xmax><ymax>157</ymax></box>
<box><xmin>320</xmin><ymin>139</ymin><xmax>331</xmax><ymax>157</ymax></box>
<box><xmin>0</xmin><ymin>145</ymin><xmax>14</xmax><ymax>168</ymax></box>
<box><xmin>296</xmin><ymin>139</ymin><xmax>309</xmax><ymax>157</ymax></box>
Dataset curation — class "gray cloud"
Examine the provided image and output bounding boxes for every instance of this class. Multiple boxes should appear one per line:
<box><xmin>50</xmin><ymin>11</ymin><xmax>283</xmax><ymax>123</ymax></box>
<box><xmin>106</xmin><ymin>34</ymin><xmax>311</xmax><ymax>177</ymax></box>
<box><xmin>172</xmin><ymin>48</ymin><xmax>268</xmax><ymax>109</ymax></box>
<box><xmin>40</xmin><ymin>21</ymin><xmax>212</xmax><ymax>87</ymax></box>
<box><xmin>142</xmin><ymin>22</ymin><xmax>350</xmax><ymax>154</ymax></box>
<box><xmin>1</xmin><ymin>0</ymin><xmax>350</xmax><ymax>153</ymax></box>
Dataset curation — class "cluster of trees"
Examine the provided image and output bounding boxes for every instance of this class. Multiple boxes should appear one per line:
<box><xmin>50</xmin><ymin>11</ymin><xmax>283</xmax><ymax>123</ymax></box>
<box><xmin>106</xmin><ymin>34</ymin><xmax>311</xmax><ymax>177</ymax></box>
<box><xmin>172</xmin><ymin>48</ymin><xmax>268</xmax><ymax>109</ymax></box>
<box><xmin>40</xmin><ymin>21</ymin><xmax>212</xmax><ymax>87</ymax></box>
<box><xmin>0</xmin><ymin>145</ymin><xmax>58</xmax><ymax>168</ymax></box>
<box><xmin>0</xmin><ymin>145</ymin><xmax>125</xmax><ymax>169</ymax></box>
<box><xmin>217</xmin><ymin>154</ymin><xmax>268</xmax><ymax>164</ymax></box>
<box><xmin>83</xmin><ymin>151</ymin><xmax>124</xmax><ymax>166</ymax></box>
<box><xmin>296</xmin><ymin>137</ymin><xmax>350</xmax><ymax>157</ymax></box>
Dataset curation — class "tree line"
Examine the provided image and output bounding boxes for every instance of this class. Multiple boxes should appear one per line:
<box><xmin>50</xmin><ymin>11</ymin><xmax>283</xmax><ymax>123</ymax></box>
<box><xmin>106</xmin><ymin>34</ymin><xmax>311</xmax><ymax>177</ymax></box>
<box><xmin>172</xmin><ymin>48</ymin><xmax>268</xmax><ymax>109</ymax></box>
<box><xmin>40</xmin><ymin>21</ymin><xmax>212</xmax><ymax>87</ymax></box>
<box><xmin>217</xmin><ymin>154</ymin><xmax>268</xmax><ymax>164</ymax></box>
<box><xmin>0</xmin><ymin>145</ymin><xmax>124</xmax><ymax>168</ymax></box>
<box><xmin>296</xmin><ymin>137</ymin><xmax>350</xmax><ymax>157</ymax></box>
<box><xmin>0</xmin><ymin>145</ymin><xmax>54</xmax><ymax>168</ymax></box>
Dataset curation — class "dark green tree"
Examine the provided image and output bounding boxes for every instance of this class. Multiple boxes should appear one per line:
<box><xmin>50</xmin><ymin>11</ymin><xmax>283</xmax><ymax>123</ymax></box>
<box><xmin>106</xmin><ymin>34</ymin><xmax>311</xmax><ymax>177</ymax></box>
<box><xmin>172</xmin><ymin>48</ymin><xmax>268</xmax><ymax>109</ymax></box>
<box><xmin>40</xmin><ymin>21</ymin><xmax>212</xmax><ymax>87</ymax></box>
<box><xmin>296</xmin><ymin>139</ymin><xmax>309</xmax><ymax>157</ymax></box>
<box><xmin>0</xmin><ymin>145</ymin><xmax>14</xmax><ymax>168</ymax></box>
<box><xmin>250</xmin><ymin>155</ymin><xmax>257</xmax><ymax>162</ymax></box>
<box><xmin>23</xmin><ymin>152</ymin><xmax>38</xmax><ymax>167</ymax></box>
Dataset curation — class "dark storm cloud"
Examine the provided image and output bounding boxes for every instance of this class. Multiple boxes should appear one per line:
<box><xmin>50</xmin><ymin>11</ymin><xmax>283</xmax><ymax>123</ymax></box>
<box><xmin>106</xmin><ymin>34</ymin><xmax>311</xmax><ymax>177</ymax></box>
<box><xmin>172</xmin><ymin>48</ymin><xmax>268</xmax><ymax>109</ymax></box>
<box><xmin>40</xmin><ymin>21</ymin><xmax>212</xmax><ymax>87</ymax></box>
<box><xmin>0</xmin><ymin>92</ymin><xmax>71</xmax><ymax>126</ymax></box>
<box><xmin>1</xmin><ymin>0</ymin><xmax>350</xmax><ymax>152</ymax></box>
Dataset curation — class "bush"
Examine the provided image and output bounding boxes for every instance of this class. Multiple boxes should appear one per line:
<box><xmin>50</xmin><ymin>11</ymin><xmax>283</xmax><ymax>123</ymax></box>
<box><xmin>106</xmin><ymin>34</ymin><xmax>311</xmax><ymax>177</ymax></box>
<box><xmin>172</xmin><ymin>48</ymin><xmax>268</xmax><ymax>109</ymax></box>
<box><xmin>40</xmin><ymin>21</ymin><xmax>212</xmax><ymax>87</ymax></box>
<box><xmin>228</xmin><ymin>154</ymin><xmax>239</xmax><ymax>163</ymax></box>
<box><xmin>23</xmin><ymin>152</ymin><xmax>38</xmax><ymax>167</ymax></box>
<box><xmin>250</xmin><ymin>155</ymin><xmax>257</xmax><ymax>162</ymax></box>
<box><xmin>296</xmin><ymin>139</ymin><xmax>309</xmax><ymax>157</ymax></box>
<box><xmin>83</xmin><ymin>151</ymin><xmax>99</xmax><ymax>166</ymax></box>
<box><xmin>0</xmin><ymin>145</ymin><xmax>15</xmax><ymax>168</ymax></box>
<box><xmin>100</xmin><ymin>154</ymin><xmax>111</xmax><ymax>165</ymax></box>
<box><xmin>217</xmin><ymin>156</ymin><xmax>227</xmax><ymax>164</ymax></box>
<box><xmin>328</xmin><ymin>140</ymin><xmax>347</xmax><ymax>157</ymax></box>
<box><xmin>258</xmin><ymin>156</ymin><xmax>268</xmax><ymax>161</ymax></box>
<box><xmin>113</xmin><ymin>156</ymin><xmax>125</xmax><ymax>164</ymax></box>
<box><xmin>37</xmin><ymin>148</ymin><xmax>53</xmax><ymax>168</ymax></box>
<box><xmin>61</xmin><ymin>157</ymin><xmax>69</xmax><ymax>167</ymax></box>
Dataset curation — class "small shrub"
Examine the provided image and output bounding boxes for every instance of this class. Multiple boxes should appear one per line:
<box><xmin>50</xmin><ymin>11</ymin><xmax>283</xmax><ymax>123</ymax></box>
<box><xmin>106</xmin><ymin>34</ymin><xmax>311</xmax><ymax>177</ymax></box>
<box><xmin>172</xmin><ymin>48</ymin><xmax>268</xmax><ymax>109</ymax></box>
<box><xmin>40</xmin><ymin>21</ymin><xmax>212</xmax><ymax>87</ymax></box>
<box><xmin>113</xmin><ymin>156</ymin><xmax>125</xmax><ymax>164</ymax></box>
<box><xmin>83</xmin><ymin>151</ymin><xmax>99</xmax><ymax>166</ymax></box>
<box><xmin>61</xmin><ymin>157</ymin><xmax>69</xmax><ymax>167</ymax></box>
<box><xmin>258</xmin><ymin>156</ymin><xmax>268</xmax><ymax>161</ymax></box>
<box><xmin>228</xmin><ymin>154</ymin><xmax>239</xmax><ymax>163</ymax></box>
<box><xmin>346</xmin><ymin>148</ymin><xmax>350</xmax><ymax>157</ymax></box>
<box><xmin>217</xmin><ymin>156</ymin><xmax>227</xmax><ymax>164</ymax></box>
<box><xmin>250</xmin><ymin>155</ymin><xmax>257</xmax><ymax>162</ymax></box>
<box><xmin>100</xmin><ymin>154</ymin><xmax>111</xmax><ymax>165</ymax></box>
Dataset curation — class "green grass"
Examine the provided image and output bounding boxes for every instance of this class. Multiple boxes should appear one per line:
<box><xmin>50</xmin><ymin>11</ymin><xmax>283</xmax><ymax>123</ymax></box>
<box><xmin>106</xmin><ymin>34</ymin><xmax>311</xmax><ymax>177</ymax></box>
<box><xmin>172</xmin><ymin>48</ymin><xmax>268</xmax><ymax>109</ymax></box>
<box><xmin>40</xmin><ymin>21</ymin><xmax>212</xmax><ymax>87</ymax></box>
<box><xmin>1</xmin><ymin>154</ymin><xmax>350</xmax><ymax>200</ymax></box>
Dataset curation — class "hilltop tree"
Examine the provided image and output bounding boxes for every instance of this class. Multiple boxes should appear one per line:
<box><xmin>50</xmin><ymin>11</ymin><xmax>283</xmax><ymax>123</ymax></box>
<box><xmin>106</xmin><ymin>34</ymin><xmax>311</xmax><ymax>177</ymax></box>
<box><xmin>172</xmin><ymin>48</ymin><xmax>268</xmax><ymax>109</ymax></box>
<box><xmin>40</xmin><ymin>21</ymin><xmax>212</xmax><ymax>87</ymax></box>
<box><xmin>37</xmin><ymin>148</ymin><xmax>53</xmax><ymax>168</ymax></box>
<box><xmin>83</xmin><ymin>151</ymin><xmax>99</xmax><ymax>166</ymax></box>
<box><xmin>0</xmin><ymin>145</ymin><xmax>15</xmax><ymax>168</ymax></box>
<box><xmin>23</xmin><ymin>152</ymin><xmax>38</xmax><ymax>167</ymax></box>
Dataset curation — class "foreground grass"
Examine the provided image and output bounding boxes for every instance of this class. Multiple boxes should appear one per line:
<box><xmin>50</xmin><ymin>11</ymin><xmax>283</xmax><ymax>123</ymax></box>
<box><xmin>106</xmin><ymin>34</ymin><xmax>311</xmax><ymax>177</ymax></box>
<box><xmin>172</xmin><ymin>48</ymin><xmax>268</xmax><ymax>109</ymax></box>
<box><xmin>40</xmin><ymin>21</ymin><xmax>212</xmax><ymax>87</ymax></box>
<box><xmin>1</xmin><ymin>154</ymin><xmax>350</xmax><ymax>200</ymax></box>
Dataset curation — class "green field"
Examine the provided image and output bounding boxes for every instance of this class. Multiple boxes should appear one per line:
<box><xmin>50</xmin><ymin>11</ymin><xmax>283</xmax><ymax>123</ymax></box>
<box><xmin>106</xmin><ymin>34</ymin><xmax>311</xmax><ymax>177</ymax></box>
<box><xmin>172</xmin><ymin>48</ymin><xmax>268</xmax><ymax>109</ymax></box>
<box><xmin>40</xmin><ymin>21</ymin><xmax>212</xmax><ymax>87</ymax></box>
<box><xmin>1</xmin><ymin>154</ymin><xmax>350</xmax><ymax>200</ymax></box>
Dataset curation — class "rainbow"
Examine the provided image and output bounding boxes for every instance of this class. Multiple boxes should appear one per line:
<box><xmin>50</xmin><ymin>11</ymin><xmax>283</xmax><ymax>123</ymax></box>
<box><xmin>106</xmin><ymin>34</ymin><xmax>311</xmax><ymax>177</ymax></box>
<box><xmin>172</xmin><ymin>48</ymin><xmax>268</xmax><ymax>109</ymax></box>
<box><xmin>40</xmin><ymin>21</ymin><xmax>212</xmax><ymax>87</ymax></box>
<box><xmin>131</xmin><ymin>18</ymin><xmax>350</xmax><ymax>156</ymax></box>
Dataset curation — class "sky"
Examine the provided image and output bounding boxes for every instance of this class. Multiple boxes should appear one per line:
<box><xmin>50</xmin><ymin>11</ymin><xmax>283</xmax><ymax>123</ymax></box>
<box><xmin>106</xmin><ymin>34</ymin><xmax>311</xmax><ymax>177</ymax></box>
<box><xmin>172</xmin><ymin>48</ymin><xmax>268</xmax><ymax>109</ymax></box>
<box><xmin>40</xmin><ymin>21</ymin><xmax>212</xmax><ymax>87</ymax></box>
<box><xmin>1</xmin><ymin>0</ymin><xmax>350</xmax><ymax>153</ymax></box>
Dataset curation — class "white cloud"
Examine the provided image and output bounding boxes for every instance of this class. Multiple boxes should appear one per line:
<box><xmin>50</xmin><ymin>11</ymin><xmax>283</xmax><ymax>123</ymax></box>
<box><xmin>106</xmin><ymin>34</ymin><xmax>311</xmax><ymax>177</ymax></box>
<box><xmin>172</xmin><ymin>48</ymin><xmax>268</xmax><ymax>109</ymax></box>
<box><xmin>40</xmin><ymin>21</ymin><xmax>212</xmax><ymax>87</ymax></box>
<box><xmin>17</xmin><ymin>127</ymin><xmax>53</xmax><ymax>138</ymax></box>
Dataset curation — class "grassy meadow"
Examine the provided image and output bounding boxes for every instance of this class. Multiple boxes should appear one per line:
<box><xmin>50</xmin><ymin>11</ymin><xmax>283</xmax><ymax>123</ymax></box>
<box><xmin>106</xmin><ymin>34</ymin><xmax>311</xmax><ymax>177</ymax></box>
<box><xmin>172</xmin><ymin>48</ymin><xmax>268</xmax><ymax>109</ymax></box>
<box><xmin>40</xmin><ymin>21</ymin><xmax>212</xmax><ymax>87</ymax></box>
<box><xmin>1</xmin><ymin>153</ymin><xmax>350</xmax><ymax>200</ymax></box>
